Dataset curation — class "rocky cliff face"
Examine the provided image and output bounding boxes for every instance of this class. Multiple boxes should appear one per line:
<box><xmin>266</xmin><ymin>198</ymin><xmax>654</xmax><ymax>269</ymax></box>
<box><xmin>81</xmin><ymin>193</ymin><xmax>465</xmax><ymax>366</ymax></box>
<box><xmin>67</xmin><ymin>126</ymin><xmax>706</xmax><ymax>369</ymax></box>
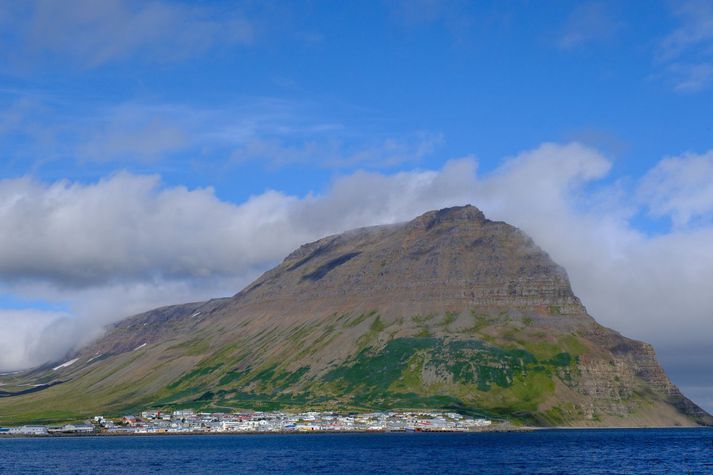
<box><xmin>0</xmin><ymin>205</ymin><xmax>710</xmax><ymax>427</ymax></box>
<box><xmin>237</xmin><ymin>206</ymin><xmax>584</xmax><ymax>314</ymax></box>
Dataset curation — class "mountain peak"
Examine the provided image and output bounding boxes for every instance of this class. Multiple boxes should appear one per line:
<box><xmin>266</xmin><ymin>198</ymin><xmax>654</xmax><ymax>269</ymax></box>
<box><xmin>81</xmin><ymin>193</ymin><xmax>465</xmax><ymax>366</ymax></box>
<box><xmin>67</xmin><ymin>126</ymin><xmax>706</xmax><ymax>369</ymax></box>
<box><xmin>409</xmin><ymin>205</ymin><xmax>486</xmax><ymax>230</ymax></box>
<box><xmin>235</xmin><ymin>202</ymin><xmax>583</xmax><ymax>321</ymax></box>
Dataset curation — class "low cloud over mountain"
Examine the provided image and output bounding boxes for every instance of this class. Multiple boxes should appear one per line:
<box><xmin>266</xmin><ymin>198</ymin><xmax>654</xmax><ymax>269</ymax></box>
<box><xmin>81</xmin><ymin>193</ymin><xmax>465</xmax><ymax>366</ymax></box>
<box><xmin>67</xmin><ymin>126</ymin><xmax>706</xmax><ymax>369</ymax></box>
<box><xmin>1</xmin><ymin>142</ymin><xmax>712</xmax><ymax>410</ymax></box>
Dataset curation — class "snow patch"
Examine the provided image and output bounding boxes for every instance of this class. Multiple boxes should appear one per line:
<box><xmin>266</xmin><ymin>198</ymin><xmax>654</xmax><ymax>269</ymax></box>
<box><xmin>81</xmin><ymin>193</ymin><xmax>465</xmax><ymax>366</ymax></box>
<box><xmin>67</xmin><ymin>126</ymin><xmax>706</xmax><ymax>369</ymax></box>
<box><xmin>87</xmin><ymin>354</ymin><xmax>103</xmax><ymax>363</ymax></box>
<box><xmin>53</xmin><ymin>358</ymin><xmax>79</xmax><ymax>371</ymax></box>
<box><xmin>133</xmin><ymin>343</ymin><xmax>147</xmax><ymax>351</ymax></box>
<box><xmin>191</xmin><ymin>311</ymin><xmax>201</xmax><ymax>318</ymax></box>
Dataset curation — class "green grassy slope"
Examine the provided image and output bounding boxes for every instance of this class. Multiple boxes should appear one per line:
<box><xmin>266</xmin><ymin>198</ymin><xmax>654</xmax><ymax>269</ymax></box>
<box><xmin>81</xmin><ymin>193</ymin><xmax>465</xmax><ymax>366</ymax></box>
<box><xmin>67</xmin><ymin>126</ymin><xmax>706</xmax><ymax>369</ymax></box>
<box><xmin>0</xmin><ymin>309</ymin><xmax>677</xmax><ymax>427</ymax></box>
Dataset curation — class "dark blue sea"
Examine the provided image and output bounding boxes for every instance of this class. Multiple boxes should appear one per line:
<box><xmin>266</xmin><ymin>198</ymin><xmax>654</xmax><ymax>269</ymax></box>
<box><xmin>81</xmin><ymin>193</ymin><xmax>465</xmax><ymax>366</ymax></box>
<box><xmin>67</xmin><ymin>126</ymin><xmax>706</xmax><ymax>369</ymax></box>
<box><xmin>1</xmin><ymin>429</ymin><xmax>712</xmax><ymax>474</ymax></box>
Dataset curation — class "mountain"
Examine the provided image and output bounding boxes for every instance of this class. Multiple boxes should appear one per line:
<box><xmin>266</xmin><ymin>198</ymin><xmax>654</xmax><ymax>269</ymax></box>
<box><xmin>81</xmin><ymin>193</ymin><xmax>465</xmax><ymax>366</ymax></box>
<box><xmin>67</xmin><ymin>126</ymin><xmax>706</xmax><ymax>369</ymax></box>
<box><xmin>1</xmin><ymin>205</ymin><xmax>710</xmax><ymax>427</ymax></box>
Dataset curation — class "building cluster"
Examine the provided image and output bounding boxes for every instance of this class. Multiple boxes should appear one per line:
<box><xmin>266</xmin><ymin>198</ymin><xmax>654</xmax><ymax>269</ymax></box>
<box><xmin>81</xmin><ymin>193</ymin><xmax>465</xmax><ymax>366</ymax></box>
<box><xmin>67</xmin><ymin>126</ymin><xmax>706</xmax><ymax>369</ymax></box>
<box><xmin>96</xmin><ymin>410</ymin><xmax>492</xmax><ymax>434</ymax></box>
<box><xmin>1</xmin><ymin>410</ymin><xmax>493</xmax><ymax>436</ymax></box>
<box><xmin>0</xmin><ymin>423</ymin><xmax>94</xmax><ymax>436</ymax></box>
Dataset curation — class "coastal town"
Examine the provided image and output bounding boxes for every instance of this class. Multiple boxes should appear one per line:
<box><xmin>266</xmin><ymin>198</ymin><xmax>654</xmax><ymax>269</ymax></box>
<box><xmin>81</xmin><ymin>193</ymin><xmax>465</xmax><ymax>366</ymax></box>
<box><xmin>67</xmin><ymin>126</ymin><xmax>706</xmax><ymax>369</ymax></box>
<box><xmin>0</xmin><ymin>410</ymin><xmax>494</xmax><ymax>436</ymax></box>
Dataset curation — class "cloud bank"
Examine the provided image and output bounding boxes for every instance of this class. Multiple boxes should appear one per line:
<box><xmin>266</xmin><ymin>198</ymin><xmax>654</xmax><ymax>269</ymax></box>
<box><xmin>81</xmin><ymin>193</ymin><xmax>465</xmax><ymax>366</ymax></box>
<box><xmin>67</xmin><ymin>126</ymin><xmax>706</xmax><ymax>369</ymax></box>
<box><xmin>1</xmin><ymin>142</ymin><xmax>712</xmax><ymax>410</ymax></box>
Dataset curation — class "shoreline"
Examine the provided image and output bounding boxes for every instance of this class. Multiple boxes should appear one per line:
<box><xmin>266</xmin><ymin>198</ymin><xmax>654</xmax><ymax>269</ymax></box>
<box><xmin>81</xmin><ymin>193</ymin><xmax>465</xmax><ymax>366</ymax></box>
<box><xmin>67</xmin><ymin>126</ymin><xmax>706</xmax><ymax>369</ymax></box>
<box><xmin>0</xmin><ymin>426</ymin><xmax>529</xmax><ymax>438</ymax></box>
<box><xmin>2</xmin><ymin>425</ymin><xmax>710</xmax><ymax>439</ymax></box>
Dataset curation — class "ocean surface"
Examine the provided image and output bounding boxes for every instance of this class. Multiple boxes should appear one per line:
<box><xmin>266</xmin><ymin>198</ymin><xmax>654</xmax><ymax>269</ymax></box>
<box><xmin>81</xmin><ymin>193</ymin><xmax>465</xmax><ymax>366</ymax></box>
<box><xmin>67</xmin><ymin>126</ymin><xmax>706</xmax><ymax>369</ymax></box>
<box><xmin>1</xmin><ymin>428</ymin><xmax>712</xmax><ymax>474</ymax></box>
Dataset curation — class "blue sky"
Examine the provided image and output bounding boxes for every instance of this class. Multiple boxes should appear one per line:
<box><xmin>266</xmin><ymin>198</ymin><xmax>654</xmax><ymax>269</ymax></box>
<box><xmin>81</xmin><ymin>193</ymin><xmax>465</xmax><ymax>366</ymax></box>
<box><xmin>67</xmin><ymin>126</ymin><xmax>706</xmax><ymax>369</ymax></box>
<box><xmin>2</xmin><ymin>0</ymin><xmax>712</xmax><ymax>200</ymax></box>
<box><xmin>1</xmin><ymin>1</ymin><xmax>713</xmax><ymax>410</ymax></box>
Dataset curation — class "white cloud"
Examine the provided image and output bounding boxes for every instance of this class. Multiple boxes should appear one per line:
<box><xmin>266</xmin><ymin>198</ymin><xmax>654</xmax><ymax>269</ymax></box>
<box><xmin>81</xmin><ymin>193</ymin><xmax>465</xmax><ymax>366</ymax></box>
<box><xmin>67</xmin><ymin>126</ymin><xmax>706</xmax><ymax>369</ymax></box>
<box><xmin>389</xmin><ymin>0</ymin><xmax>472</xmax><ymax>28</ymax></box>
<box><xmin>669</xmin><ymin>63</ymin><xmax>713</xmax><ymax>93</ymax></box>
<box><xmin>639</xmin><ymin>150</ymin><xmax>713</xmax><ymax>227</ymax></box>
<box><xmin>230</xmin><ymin>132</ymin><xmax>444</xmax><ymax>169</ymax></box>
<box><xmin>557</xmin><ymin>2</ymin><xmax>622</xmax><ymax>50</ymax></box>
<box><xmin>659</xmin><ymin>0</ymin><xmax>713</xmax><ymax>61</ymax></box>
<box><xmin>658</xmin><ymin>1</ymin><xmax>713</xmax><ymax>92</ymax></box>
<box><xmin>0</xmin><ymin>174</ymin><xmax>294</xmax><ymax>286</ymax></box>
<box><xmin>0</xmin><ymin>98</ymin><xmax>197</xmax><ymax>169</ymax></box>
<box><xmin>2</xmin><ymin>142</ymin><xmax>713</xmax><ymax>413</ymax></box>
<box><xmin>0</xmin><ymin>95</ymin><xmax>437</xmax><ymax>172</ymax></box>
<box><xmin>2</xmin><ymin>0</ymin><xmax>254</xmax><ymax>69</ymax></box>
<box><xmin>76</xmin><ymin>105</ymin><xmax>189</xmax><ymax>163</ymax></box>
<box><xmin>390</xmin><ymin>0</ymin><xmax>460</xmax><ymax>26</ymax></box>
<box><xmin>0</xmin><ymin>309</ymin><xmax>77</xmax><ymax>371</ymax></box>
